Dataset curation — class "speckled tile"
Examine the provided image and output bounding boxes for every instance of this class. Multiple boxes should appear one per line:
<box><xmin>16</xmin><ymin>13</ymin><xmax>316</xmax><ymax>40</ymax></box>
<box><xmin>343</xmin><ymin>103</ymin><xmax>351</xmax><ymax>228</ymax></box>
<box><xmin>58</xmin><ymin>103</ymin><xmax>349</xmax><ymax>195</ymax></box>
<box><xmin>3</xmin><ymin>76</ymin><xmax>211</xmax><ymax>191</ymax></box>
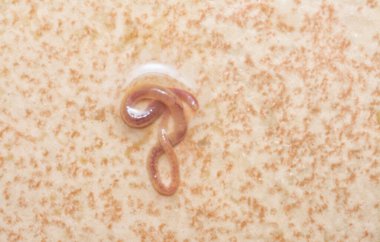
<box><xmin>0</xmin><ymin>0</ymin><xmax>379</xmax><ymax>241</ymax></box>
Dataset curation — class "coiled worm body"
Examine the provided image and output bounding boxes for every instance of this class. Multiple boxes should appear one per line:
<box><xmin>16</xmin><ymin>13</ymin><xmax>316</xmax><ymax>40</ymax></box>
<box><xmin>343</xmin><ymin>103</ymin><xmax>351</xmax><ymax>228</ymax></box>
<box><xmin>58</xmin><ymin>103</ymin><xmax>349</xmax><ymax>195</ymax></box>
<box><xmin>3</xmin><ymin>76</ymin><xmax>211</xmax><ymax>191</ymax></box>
<box><xmin>120</xmin><ymin>84</ymin><xmax>198</xmax><ymax>196</ymax></box>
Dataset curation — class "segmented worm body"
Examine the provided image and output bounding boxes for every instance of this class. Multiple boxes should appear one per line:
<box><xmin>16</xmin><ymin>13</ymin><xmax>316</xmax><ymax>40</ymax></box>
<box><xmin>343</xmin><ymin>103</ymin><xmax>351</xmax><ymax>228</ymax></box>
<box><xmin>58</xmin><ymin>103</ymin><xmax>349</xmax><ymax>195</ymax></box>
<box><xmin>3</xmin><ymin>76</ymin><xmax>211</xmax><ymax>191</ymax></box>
<box><xmin>120</xmin><ymin>84</ymin><xmax>198</xmax><ymax>196</ymax></box>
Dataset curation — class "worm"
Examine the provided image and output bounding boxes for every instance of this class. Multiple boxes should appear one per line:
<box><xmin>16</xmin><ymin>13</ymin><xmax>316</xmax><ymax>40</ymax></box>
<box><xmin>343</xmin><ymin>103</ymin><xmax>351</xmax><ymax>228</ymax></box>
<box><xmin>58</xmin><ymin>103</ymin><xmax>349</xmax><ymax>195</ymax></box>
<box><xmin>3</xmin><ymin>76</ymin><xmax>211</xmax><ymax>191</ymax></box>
<box><xmin>120</xmin><ymin>84</ymin><xmax>198</xmax><ymax>195</ymax></box>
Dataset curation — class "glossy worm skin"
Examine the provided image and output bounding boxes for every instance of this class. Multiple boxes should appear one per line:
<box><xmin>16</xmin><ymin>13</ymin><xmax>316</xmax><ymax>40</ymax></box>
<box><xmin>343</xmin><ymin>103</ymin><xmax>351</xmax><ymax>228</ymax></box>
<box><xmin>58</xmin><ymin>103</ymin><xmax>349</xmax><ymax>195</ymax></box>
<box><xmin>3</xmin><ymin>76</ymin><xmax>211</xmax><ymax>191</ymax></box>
<box><xmin>120</xmin><ymin>84</ymin><xmax>198</xmax><ymax>196</ymax></box>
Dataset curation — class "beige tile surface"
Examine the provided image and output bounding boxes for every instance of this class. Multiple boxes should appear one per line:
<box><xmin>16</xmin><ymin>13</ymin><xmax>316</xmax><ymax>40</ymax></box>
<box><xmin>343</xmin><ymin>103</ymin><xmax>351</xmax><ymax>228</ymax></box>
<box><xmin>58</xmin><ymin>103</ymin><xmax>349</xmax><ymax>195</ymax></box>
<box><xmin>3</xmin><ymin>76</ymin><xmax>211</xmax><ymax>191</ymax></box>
<box><xmin>0</xmin><ymin>0</ymin><xmax>380</xmax><ymax>241</ymax></box>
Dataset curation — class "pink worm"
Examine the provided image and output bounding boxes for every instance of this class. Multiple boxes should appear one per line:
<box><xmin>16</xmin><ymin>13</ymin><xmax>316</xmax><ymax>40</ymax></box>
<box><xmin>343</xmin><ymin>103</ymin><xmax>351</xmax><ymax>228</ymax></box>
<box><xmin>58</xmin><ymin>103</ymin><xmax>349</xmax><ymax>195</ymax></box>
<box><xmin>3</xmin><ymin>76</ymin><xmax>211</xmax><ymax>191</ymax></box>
<box><xmin>120</xmin><ymin>84</ymin><xmax>198</xmax><ymax>196</ymax></box>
